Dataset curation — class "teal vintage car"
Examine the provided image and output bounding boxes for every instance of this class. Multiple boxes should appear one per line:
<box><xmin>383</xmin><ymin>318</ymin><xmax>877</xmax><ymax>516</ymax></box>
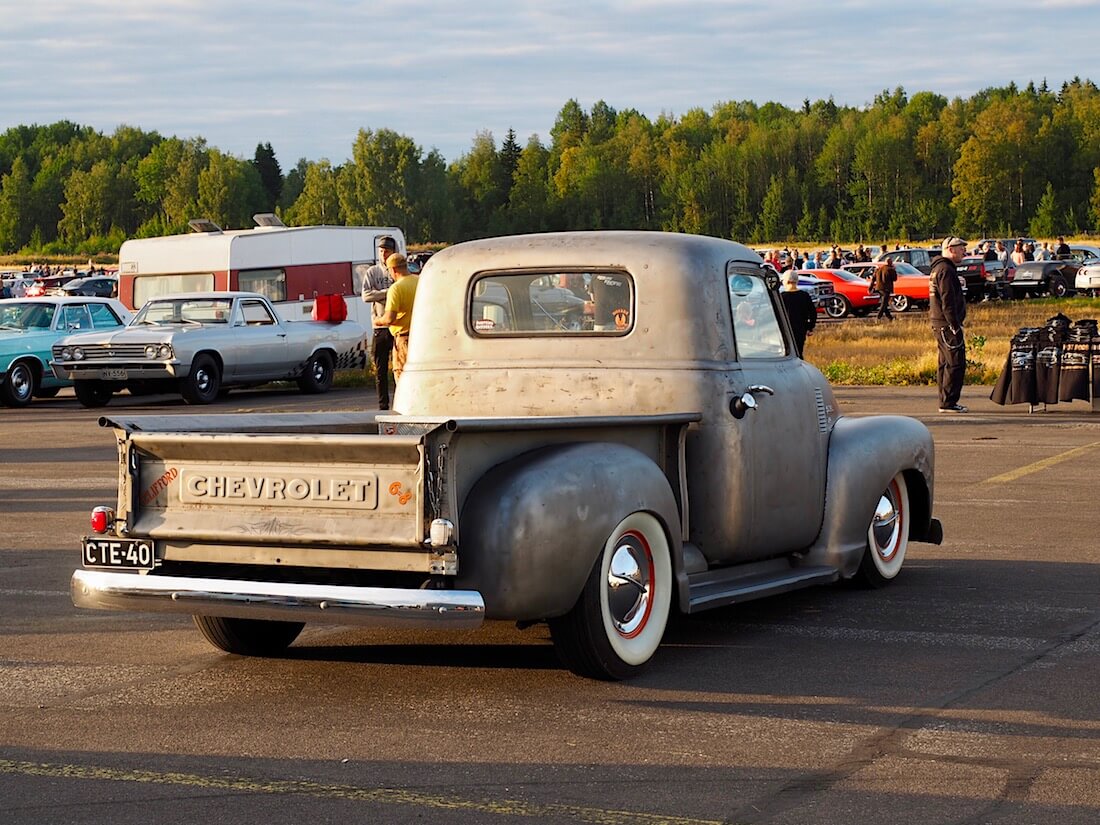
<box><xmin>0</xmin><ymin>297</ymin><xmax>132</xmax><ymax>407</ymax></box>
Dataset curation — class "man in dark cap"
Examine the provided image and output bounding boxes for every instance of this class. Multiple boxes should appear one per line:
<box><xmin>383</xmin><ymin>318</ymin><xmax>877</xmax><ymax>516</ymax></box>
<box><xmin>930</xmin><ymin>237</ymin><xmax>969</xmax><ymax>412</ymax></box>
<box><xmin>361</xmin><ymin>236</ymin><xmax>397</xmax><ymax>409</ymax></box>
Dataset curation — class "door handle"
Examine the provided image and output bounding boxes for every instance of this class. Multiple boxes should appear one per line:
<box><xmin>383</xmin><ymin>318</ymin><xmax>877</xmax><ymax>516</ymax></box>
<box><xmin>730</xmin><ymin>384</ymin><xmax>775</xmax><ymax>419</ymax></box>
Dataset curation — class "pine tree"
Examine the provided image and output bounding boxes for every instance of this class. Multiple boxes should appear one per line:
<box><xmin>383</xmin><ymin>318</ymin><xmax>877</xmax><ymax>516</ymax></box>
<box><xmin>252</xmin><ymin>142</ymin><xmax>283</xmax><ymax>212</ymax></box>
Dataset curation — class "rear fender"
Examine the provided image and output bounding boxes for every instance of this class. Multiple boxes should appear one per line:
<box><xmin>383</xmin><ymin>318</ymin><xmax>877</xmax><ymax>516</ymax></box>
<box><xmin>459</xmin><ymin>442</ymin><xmax>681</xmax><ymax>621</ymax></box>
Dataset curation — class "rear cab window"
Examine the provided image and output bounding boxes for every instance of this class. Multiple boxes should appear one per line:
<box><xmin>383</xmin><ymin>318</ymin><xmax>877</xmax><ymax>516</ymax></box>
<box><xmin>468</xmin><ymin>270</ymin><xmax>633</xmax><ymax>335</ymax></box>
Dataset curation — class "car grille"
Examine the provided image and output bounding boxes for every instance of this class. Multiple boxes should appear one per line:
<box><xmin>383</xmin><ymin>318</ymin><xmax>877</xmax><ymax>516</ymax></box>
<box><xmin>70</xmin><ymin>343</ymin><xmax>151</xmax><ymax>359</ymax></box>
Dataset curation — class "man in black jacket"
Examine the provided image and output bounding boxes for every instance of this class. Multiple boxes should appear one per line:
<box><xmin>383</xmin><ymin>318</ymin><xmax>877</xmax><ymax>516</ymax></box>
<box><xmin>872</xmin><ymin>258</ymin><xmax>897</xmax><ymax>320</ymax></box>
<box><xmin>930</xmin><ymin>237</ymin><xmax>969</xmax><ymax>412</ymax></box>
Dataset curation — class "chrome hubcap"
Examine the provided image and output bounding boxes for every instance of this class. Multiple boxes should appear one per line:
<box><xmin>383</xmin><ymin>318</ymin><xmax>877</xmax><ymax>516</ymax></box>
<box><xmin>606</xmin><ymin>532</ymin><xmax>653</xmax><ymax>637</ymax></box>
<box><xmin>195</xmin><ymin>369</ymin><xmax>211</xmax><ymax>393</ymax></box>
<box><xmin>872</xmin><ymin>484</ymin><xmax>900</xmax><ymax>560</ymax></box>
<box><xmin>12</xmin><ymin>366</ymin><xmax>31</xmax><ymax>399</ymax></box>
<box><xmin>312</xmin><ymin>361</ymin><xmax>326</xmax><ymax>381</ymax></box>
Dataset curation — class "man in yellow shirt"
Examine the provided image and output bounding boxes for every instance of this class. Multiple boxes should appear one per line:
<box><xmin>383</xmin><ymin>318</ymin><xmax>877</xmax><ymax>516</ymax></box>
<box><xmin>373</xmin><ymin>252</ymin><xmax>419</xmax><ymax>382</ymax></box>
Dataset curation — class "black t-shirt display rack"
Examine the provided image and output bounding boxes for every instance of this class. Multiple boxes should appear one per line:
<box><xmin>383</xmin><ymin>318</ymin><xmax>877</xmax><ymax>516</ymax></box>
<box><xmin>991</xmin><ymin>315</ymin><xmax>1100</xmax><ymax>413</ymax></box>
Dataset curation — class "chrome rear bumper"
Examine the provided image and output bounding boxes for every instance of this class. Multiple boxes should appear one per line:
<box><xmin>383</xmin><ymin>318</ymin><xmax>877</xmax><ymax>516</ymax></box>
<box><xmin>71</xmin><ymin>569</ymin><xmax>485</xmax><ymax>630</ymax></box>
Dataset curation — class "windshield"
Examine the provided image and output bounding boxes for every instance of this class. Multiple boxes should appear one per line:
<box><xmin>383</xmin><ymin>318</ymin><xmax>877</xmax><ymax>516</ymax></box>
<box><xmin>134</xmin><ymin>297</ymin><xmax>232</xmax><ymax>325</ymax></box>
<box><xmin>0</xmin><ymin>301</ymin><xmax>56</xmax><ymax>330</ymax></box>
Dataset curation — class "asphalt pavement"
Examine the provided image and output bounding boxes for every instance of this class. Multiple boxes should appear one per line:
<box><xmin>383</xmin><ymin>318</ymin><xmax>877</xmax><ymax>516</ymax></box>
<box><xmin>1</xmin><ymin>384</ymin><xmax>1098</xmax><ymax>824</ymax></box>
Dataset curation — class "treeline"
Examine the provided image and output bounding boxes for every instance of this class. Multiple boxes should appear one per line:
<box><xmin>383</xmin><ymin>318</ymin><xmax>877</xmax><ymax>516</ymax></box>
<box><xmin>2</xmin><ymin>78</ymin><xmax>1099</xmax><ymax>255</ymax></box>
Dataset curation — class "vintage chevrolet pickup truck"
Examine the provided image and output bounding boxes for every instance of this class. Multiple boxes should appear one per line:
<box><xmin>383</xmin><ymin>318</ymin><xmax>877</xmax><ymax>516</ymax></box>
<box><xmin>71</xmin><ymin>232</ymin><xmax>942</xmax><ymax>679</ymax></box>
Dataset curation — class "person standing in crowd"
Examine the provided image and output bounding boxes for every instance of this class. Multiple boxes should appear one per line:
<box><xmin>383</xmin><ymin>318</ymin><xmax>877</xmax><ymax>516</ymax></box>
<box><xmin>779</xmin><ymin>269</ymin><xmax>815</xmax><ymax>357</ymax></box>
<box><xmin>803</xmin><ymin>251</ymin><xmax>819</xmax><ymax>269</ymax></box>
<box><xmin>374</xmin><ymin>252</ymin><xmax>419</xmax><ymax>385</ymax></box>
<box><xmin>982</xmin><ymin>241</ymin><xmax>998</xmax><ymax>262</ymax></box>
<box><xmin>930</xmin><ymin>237</ymin><xmax>969</xmax><ymax>413</ymax></box>
<box><xmin>1035</xmin><ymin>242</ymin><xmax>1052</xmax><ymax>261</ymax></box>
<box><xmin>872</xmin><ymin>256</ymin><xmax>897</xmax><ymax>320</ymax></box>
<box><xmin>361</xmin><ymin>236</ymin><xmax>397</xmax><ymax>409</ymax></box>
<box><xmin>1011</xmin><ymin>240</ymin><xmax>1027</xmax><ymax>266</ymax></box>
<box><xmin>1055</xmin><ymin>236</ymin><xmax>1072</xmax><ymax>258</ymax></box>
<box><xmin>996</xmin><ymin>240</ymin><xmax>1011</xmax><ymax>269</ymax></box>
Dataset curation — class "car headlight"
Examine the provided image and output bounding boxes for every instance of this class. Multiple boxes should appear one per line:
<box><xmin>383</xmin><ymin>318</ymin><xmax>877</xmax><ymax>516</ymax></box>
<box><xmin>60</xmin><ymin>346</ymin><xmax>72</xmax><ymax>360</ymax></box>
<box><xmin>157</xmin><ymin>343</ymin><xmax>173</xmax><ymax>359</ymax></box>
<box><xmin>144</xmin><ymin>344</ymin><xmax>157</xmax><ymax>359</ymax></box>
<box><xmin>72</xmin><ymin>347</ymin><xmax>85</xmax><ymax>361</ymax></box>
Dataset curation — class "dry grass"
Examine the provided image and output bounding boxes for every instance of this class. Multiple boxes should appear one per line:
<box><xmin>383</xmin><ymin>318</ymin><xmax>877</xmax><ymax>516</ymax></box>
<box><xmin>804</xmin><ymin>297</ymin><xmax>1100</xmax><ymax>385</ymax></box>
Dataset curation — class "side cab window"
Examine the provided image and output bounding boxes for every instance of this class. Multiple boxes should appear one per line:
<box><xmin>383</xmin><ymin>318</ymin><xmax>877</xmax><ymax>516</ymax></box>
<box><xmin>239</xmin><ymin>300</ymin><xmax>277</xmax><ymax>326</ymax></box>
<box><xmin>727</xmin><ymin>269</ymin><xmax>787</xmax><ymax>359</ymax></box>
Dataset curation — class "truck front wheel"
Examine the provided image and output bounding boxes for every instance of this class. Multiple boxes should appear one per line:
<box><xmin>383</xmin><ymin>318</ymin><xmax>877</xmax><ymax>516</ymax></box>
<box><xmin>74</xmin><ymin>380</ymin><xmax>114</xmax><ymax>408</ymax></box>
<box><xmin>192</xmin><ymin>615</ymin><xmax>304</xmax><ymax>656</ymax></box>
<box><xmin>548</xmin><ymin>512</ymin><xmax>672</xmax><ymax>680</ymax></box>
<box><xmin>182</xmin><ymin>355</ymin><xmax>221</xmax><ymax>405</ymax></box>
<box><xmin>854</xmin><ymin>472</ymin><xmax>909</xmax><ymax>587</ymax></box>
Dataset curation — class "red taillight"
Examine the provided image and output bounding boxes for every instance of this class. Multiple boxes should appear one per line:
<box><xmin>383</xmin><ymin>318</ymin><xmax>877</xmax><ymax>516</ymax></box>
<box><xmin>90</xmin><ymin>506</ymin><xmax>114</xmax><ymax>534</ymax></box>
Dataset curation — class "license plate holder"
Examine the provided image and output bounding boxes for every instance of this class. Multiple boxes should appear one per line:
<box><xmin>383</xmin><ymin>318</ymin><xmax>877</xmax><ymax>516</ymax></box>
<box><xmin>101</xmin><ymin>368</ymin><xmax>127</xmax><ymax>380</ymax></box>
<box><xmin>82</xmin><ymin>537</ymin><xmax>157</xmax><ymax>570</ymax></box>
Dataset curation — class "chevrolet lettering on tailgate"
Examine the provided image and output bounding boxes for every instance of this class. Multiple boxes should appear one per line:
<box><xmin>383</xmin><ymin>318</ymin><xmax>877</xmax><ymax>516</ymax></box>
<box><xmin>180</xmin><ymin>469</ymin><xmax>379</xmax><ymax>509</ymax></box>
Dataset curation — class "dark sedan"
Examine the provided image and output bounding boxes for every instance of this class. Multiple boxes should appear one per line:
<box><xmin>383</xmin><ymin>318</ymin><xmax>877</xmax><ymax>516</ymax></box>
<box><xmin>1009</xmin><ymin>261</ymin><xmax>1080</xmax><ymax>298</ymax></box>
<box><xmin>61</xmin><ymin>276</ymin><xmax>118</xmax><ymax>298</ymax></box>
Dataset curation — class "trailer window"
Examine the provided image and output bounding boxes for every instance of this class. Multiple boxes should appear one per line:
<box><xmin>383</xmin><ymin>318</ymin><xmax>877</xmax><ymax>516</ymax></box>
<box><xmin>469</xmin><ymin>271</ymin><xmax>631</xmax><ymax>335</ymax></box>
<box><xmin>133</xmin><ymin>273</ymin><xmax>215</xmax><ymax>307</ymax></box>
<box><xmin>238</xmin><ymin>268</ymin><xmax>286</xmax><ymax>302</ymax></box>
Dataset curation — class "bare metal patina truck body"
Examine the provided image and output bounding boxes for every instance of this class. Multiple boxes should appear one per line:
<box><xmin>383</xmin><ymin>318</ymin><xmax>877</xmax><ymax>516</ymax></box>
<box><xmin>73</xmin><ymin>231</ymin><xmax>941</xmax><ymax>679</ymax></box>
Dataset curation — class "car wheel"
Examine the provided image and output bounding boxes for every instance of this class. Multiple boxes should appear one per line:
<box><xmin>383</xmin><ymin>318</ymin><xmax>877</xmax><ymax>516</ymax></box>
<box><xmin>823</xmin><ymin>295</ymin><xmax>851</xmax><ymax>319</ymax></box>
<box><xmin>181</xmin><ymin>354</ymin><xmax>221</xmax><ymax>405</ymax></box>
<box><xmin>890</xmin><ymin>295</ymin><xmax>910</xmax><ymax>313</ymax></box>
<box><xmin>1050</xmin><ymin>275</ymin><xmax>1069</xmax><ymax>297</ymax></box>
<box><xmin>0</xmin><ymin>360</ymin><xmax>36</xmax><ymax>407</ymax></box>
<box><xmin>192</xmin><ymin>615</ymin><xmax>304</xmax><ymax>656</ymax></box>
<box><xmin>855</xmin><ymin>473</ymin><xmax>909</xmax><ymax>588</ymax></box>
<box><xmin>297</xmin><ymin>351</ymin><xmax>334</xmax><ymax>394</ymax></box>
<box><xmin>74</xmin><ymin>380</ymin><xmax>114</xmax><ymax>408</ymax></box>
<box><xmin>33</xmin><ymin>386</ymin><xmax>60</xmax><ymax>399</ymax></box>
<box><xmin>548</xmin><ymin>512</ymin><xmax>672</xmax><ymax>680</ymax></box>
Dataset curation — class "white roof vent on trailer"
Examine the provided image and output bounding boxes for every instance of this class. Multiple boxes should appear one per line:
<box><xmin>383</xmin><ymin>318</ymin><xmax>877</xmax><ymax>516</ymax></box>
<box><xmin>188</xmin><ymin>218</ymin><xmax>223</xmax><ymax>234</ymax></box>
<box><xmin>253</xmin><ymin>213</ymin><xmax>287</xmax><ymax>228</ymax></box>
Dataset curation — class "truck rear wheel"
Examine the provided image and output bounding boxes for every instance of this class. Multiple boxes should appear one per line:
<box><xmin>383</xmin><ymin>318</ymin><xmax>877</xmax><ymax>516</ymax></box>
<box><xmin>548</xmin><ymin>512</ymin><xmax>672</xmax><ymax>680</ymax></box>
<box><xmin>193</xmin><ymin>615</ymin><xmax>304</xmax><ymax>656</ymax></box>
<box><xmin>297</xmin><ymin>351</ymin><xmax>334</xmax><ymax>394</ymax></box>
<box><xmin>854</xmin><ymin>472</ymin><xmax>909</xmax><ymax>587</ymax></box>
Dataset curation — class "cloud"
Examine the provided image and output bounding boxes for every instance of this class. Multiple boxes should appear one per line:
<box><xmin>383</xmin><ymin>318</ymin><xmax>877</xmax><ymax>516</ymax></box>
<box><xmin>1</xmin><ymin>1</ymin><xmax>1098</xmax><ymax>165</ymax></box>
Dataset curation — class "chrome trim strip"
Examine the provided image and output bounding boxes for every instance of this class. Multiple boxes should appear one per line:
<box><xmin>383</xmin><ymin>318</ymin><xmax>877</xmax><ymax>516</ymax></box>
<box><xmin>71</xmin><ymin>569</ymin><xmax>485</xmax><ymax>630</ymax></box>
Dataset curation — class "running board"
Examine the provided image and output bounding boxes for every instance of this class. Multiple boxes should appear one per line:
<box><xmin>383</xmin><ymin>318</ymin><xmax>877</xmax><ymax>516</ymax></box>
<box><xmin>686</xmin><ymin>561</ymin><xmax>839</xmax><ymax>613</ymax></box>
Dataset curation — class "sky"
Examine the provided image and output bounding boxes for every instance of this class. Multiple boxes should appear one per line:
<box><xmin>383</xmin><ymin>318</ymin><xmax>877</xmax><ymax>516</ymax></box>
<box><xmin>2</xmin><ymin>0</ymin><xmax>1099</xmax><ymax>169</ymax></box>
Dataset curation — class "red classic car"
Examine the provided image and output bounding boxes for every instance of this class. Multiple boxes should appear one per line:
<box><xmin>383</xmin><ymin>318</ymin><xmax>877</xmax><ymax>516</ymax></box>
<box><xmin>803</xmin><ymin>268</ymin><xmax>883</xmax><ymax>318</ymax></box>
<box><xmin>842</xmin><ymin>261</ymin><xmax>933</xmax><ymax>313</ymax></box>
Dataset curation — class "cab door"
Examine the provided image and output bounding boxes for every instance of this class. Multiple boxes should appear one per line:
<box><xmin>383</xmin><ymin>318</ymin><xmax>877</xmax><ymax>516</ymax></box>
<box><xmin>710</xmin><ymin>264</ymin><xmax>828</xmax><ymax>559</ymax></box>
<box><xmin>229</xmin><ymin>299</ymin><xmax>287</xmax><ymax>380</ymax></box>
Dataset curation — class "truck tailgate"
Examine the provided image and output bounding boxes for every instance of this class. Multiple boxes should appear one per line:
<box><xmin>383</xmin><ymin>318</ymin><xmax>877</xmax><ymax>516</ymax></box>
<box><xmin>125</xmin><ymin>432</ymin><xmax>425</xmax><ymax>547</ymax></box>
